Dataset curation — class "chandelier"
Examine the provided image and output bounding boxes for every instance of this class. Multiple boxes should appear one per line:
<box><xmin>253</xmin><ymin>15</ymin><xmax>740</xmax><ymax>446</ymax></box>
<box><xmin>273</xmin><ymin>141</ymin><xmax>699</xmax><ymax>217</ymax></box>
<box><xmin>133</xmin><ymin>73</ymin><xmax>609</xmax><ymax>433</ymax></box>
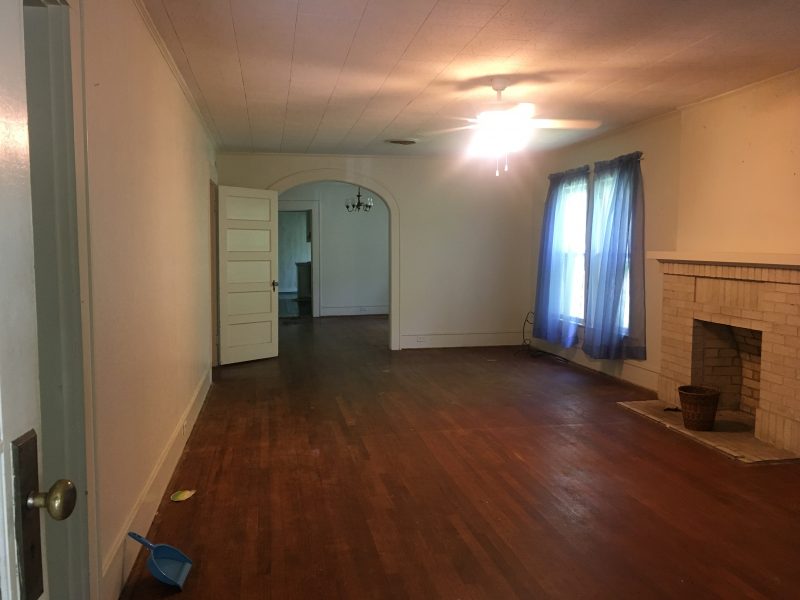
<box><xmin>345</xmin><ymin>187</ymin><xmax>373</xmax><ymax>212</ymax></box>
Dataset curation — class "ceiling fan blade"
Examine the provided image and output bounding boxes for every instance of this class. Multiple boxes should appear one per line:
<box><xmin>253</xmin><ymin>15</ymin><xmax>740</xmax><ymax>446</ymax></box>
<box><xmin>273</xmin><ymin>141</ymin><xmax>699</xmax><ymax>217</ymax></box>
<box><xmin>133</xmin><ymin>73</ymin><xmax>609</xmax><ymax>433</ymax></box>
<box><xmin>531</xmin><ymin>118</ymin><xmax>602</xmax><ymax>130</ymax></box>
<box><xmin>436</xmin><ymin>71</ymin><xmax>575</xmax><ymax>91</ymax></box>
<box><xmin>421</xmin><ymin>124</ymin><xmax>476</xmax><ymax>136</ymax></box>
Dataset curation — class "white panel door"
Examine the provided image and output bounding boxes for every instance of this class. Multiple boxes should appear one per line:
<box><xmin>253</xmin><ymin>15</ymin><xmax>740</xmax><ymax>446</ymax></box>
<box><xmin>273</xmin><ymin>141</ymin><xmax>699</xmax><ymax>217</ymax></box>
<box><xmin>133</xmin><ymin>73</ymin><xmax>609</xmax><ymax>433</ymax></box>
<box><xmin>2</xmin><ymin>2</ymin><xmax>50</xmax><ymax>598</ymax></box>
<box><xmin>219</xmin><ymin>186</ymin><xmax>279</xmax><ymax>364</ymax></box>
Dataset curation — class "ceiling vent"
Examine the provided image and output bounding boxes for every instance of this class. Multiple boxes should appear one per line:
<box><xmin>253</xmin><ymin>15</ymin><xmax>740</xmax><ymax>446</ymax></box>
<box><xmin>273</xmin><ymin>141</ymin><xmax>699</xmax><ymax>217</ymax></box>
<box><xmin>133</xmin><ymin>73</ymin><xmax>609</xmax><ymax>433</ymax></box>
<box><xmin>385</xmin><ymin>139</ymin><xmax>417</xmax><ymax>145</ymax></box>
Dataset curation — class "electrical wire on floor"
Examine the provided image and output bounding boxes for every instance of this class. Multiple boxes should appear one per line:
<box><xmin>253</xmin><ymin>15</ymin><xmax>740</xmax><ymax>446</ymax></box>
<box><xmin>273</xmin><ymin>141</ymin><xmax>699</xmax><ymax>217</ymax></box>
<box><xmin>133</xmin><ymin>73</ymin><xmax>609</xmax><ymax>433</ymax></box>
<box><xmin>513</xmin><ymin>311</ymin><xmax>534</xmax><ymax>357</ymax></box>
<box><xmin>521</xmin><ymin>311</ymin><xmax>534</xmax><ymax>346</ymax></box>
<box><xmin>517</xmin><ymin>310</ymin><xmax>570</xmax><ymax>363</ymax></box>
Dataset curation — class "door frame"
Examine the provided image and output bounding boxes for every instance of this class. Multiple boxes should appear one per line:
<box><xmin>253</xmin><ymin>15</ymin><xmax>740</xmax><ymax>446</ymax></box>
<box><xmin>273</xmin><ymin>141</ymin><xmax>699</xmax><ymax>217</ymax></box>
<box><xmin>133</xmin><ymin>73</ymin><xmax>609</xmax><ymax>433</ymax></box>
<box><xmin>67</xmin><ymin>0</ymin><xmax>101</xmax><ymax>594</ymax></box>
<box><xmin>278</xmin><ymin>202</ymin><xmax>321</xmax><ymax>318</ymax></box>
<box><xmin>210</xmin><ymin>180</ymin><xmax>220</xmax><ymax>366</ymax></box>
<box><xmin>269</xmin><ymin>170</ymin><xmax>401</xmax><ymax>350</ymax></box>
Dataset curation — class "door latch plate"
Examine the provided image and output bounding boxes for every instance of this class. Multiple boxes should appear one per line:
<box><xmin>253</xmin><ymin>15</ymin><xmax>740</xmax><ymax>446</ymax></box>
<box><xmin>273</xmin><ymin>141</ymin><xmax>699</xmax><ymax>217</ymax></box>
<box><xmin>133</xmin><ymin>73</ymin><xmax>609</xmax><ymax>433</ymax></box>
<box><xmin>12</xmin><ymin>429</ymin><xmax>44</xmax><ymax>600</ymax></box>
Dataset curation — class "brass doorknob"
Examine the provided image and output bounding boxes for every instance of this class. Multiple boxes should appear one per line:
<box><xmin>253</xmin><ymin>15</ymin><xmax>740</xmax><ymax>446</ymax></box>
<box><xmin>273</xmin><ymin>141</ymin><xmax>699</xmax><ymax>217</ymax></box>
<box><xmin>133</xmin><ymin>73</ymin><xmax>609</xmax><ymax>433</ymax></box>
<box><xmin>27</xmin><ymin>479</ymin><xmax>77</xmax><ymax>521</ymax></box>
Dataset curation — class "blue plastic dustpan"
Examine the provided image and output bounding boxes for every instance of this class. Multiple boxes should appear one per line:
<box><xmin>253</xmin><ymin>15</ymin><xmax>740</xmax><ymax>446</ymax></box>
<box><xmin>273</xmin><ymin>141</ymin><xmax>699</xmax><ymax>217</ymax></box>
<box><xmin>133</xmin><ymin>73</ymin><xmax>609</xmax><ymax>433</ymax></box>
<box><xmin>128</xmin><ymin>531</ymin><xmax>193</xmax><ymax>590</ymax></box>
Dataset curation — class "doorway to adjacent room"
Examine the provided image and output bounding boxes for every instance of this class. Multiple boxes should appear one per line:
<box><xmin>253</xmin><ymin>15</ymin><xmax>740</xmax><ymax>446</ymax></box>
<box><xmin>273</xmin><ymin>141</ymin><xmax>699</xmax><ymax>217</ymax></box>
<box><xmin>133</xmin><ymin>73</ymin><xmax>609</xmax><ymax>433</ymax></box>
<box><xmin>278</xmin><ymin>182</ymin><xmax>390</xmax><ymax>341</ymax></box>
<box><xmin>278</xmin><ymin>210</ymin><xmax>313</xmax><ymax>318</ymax></box>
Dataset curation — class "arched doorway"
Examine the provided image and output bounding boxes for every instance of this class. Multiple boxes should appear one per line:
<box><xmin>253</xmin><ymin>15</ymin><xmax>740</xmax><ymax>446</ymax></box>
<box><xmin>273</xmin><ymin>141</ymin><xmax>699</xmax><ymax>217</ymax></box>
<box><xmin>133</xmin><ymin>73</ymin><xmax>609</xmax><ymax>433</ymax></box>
<box><xmin>269</xmin><ymin>170</ymin><xmax>400</xmax><ymax>350</ymax></box>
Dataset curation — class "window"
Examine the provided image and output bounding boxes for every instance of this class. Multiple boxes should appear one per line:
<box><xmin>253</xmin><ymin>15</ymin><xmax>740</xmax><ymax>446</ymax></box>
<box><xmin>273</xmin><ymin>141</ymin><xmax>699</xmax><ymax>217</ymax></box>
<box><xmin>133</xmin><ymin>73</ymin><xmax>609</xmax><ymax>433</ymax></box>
<box><xmin>532</xmin><ymin>167</ymin><xmax>589</xmax><ymax>349</ymax></box>
<box><xmin>534</xmin><ymin>152</ymin><xmax>646</xmax><ymax>360</ymax></box>
<box><xmin>557</xmin><ymin>177</ymin><xmax>587</xmax><ymax>321</ymax></box>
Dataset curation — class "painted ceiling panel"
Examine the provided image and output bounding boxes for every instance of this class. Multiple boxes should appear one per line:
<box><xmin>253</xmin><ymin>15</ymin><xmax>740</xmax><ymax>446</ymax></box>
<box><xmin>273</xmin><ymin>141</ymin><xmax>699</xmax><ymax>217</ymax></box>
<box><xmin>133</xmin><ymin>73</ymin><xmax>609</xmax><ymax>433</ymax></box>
<box><xmin>143</xmin><ymin>0</ymin><xmax>800</xmax><ymax>155</ymax></box>
<box><xmin>230</xmin><ymin>2</ymin><xmax>295</xmax><ymax>149</ymax></box>
<box><xmin>427</xmin><ymin>1</ymin><xmax>502</xmax><ymax>27</ymax></box>
<box><xmin>162</xmin><ymin>0</ymin><xmax>251</xmax><ymax>147</ymax></box>
<box><xmin>142</xmin><ymin>0</ymin><xmax>220</xmax><ymax>139</ymax></box>
<box><xmin>299</xmin><ymin>0</ymin><xmax>369</xmax><ymax>20</ymax></box>
<box><xmin>402</xmin><ymin>23</ymin><xmax>483</xmax><ymax>62</ymax></box>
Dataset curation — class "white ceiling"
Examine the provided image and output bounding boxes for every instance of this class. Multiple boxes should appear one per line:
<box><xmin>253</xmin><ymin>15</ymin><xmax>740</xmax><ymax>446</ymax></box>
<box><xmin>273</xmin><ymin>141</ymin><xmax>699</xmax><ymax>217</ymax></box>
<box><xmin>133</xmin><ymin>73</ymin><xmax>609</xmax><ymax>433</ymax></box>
<box><xmin>142</xmin><ymin>0</ymin><xmax>800</xmax><ymax>155</ymax></box>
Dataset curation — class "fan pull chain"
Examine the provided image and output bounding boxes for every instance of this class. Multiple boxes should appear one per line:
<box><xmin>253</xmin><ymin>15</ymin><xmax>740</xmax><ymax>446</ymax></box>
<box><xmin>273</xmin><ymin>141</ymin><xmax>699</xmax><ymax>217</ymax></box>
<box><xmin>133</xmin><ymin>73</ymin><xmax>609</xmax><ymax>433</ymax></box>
<box><xmin>493</xmin><ymin>155</ymin><xmax>510</xmax><ymax>176</ymax></box>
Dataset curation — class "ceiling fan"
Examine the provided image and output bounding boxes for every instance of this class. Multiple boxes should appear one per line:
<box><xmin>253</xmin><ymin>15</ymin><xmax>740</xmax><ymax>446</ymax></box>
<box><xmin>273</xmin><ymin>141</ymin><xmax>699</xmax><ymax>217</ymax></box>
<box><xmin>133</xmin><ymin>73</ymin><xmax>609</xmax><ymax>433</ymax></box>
<box><xmin>428</xmin><ymin>77</ymin><xmax>601</xmax><ymax>175</ymax></box>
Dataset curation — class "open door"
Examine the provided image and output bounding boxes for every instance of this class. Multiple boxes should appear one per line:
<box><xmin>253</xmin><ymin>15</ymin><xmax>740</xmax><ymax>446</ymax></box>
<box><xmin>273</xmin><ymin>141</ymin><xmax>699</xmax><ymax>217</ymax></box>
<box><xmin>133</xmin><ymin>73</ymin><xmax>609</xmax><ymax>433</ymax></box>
<box><xmin>218</xmin><ymin>186</ymin><xmax>280</xmax><ymax>364</ymax></box>
<box><xmin>2</xmin><ymin>2</ymin><xmax>88</xmax><ymax>599</ymax></box>
<box><xmin>22</xmin><ymin>2</ymin><xmax>91</xmax><ymax>598</ymax></box>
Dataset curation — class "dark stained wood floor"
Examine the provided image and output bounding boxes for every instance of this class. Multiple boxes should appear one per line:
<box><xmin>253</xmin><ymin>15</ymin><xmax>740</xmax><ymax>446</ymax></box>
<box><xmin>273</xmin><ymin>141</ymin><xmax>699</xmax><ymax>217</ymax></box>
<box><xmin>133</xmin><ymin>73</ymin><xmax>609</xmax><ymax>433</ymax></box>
<box><xmin>121</xmin><ymin>316</ymin><xmax>800</xmax><ymax>599</ymax></box>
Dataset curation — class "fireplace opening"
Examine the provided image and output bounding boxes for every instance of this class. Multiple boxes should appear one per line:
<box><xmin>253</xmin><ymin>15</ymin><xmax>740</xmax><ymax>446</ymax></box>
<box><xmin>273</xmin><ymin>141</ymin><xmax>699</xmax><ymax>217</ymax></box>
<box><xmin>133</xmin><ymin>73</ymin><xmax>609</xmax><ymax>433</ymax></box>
<box><xmin>691</xmin><ymin>320</ymin><xmax>762</xmax><ymax>414</ymax></box>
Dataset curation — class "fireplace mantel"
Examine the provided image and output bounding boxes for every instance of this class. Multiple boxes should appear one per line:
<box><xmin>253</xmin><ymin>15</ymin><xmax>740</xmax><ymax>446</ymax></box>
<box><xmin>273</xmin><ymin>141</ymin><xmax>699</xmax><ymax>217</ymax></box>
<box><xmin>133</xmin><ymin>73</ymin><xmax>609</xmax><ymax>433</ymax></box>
<box><xmin>648</xmin><ymin>251</ymin><xmax>800</xmax><ymax>268</ymax></box>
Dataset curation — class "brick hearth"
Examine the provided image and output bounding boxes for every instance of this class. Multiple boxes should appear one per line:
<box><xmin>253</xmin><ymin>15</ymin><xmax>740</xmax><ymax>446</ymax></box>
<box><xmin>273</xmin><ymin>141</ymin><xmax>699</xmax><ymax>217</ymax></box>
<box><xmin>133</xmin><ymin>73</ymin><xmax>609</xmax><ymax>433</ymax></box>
<box><xmin>655</xmin><ymin>258</ymin><xmax>800</xmax><ymax>453</ymax></box>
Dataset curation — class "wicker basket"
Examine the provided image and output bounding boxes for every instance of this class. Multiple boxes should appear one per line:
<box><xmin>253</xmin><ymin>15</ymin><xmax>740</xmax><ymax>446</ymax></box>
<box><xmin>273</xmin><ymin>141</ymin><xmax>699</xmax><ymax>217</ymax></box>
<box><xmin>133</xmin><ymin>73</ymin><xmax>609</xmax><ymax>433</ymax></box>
<box><xmin>678</xmin><ymin>385</ymin><xmax>720</xmax><ymax>431</ymax></box>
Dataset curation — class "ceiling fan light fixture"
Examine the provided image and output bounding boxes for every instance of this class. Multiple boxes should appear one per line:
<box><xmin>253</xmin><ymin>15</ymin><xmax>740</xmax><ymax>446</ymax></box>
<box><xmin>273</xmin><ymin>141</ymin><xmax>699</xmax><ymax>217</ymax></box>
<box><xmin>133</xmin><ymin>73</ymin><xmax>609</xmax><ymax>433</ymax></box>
<box><xmin>468</xmin><ymin>103</ymin><xmax>536</xmax><ymax>158</ymax></box>
<box><xmin>511</xmin><ymin>102</ymin><xmax>536</xmax><ymax>119</ymax></box>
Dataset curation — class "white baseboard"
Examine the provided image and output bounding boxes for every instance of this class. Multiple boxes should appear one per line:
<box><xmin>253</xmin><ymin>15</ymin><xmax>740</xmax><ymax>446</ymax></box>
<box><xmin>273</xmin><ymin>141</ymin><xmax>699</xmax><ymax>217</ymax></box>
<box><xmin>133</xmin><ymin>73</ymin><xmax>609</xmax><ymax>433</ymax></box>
<box><xmin>529</xmin><ymin>340</ymin><xmax>659</xmax><ymax>392</ymax></box>
<box><xmin>99</xmin><ymin>369</ymin><xmax>211</xmax><ymax>599</ymax></box>
<box><xmin>320</xmin><ymin>305</ymin><xmax>389</xmax><ymax>316</ymax></box>
<box><xmin>614</xmin><ymin>360</ymin><xmax>659</xmax><ymax>391</ymax></box>
<box><xmin>400</xmin><ymin>331</ymin><xmax>521</xmax><ymax>349</ymax></box>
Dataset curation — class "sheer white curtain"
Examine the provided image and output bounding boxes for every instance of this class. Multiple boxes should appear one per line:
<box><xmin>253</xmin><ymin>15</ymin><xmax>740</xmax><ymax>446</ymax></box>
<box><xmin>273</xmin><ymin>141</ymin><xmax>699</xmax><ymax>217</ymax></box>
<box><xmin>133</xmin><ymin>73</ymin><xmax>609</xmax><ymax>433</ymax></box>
<box><xmin>532</xmin><ymin>167</ymin><xmax>589</xmax><ymax>348</ymax></box>
<box><xmin>583</xmin><ymin>152</ymin><xmax>646</xmax><ymax>359</ymax></box>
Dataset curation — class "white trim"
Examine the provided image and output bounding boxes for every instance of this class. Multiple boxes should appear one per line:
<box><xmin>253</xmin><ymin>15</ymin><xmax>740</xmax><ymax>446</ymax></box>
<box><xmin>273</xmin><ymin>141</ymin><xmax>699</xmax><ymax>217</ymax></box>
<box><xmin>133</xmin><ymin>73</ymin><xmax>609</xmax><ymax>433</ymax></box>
<box><xmin>320</xmin><ymin>306</ymin><xmax>389</xmax><ymax>317</ymax></box>
<box><xmin>98</xmin><ymin>370</ymin><xmax>211</xmax><ymax>599</ymax></box>
<box><xmin>598</xmin><ymin>359</ymin><xmax>658</xmax><ymax>391</ymax></box>
<box><xmin>268</xmin><ymin>169</ymin><xmax>401</xmax><ymax>351</ymax></box>
<box><xmin>648</xmin><ymin>251</ymin><xmax>800</xmax><ymax>268</ymax></box>
<box><xmin>401</xmin><ymin>332</ymin><xmax>521</xmax><ymax>349</ymax></box>
<box><xmin>678</xmin><ymin>66</ymin><xmax>800</xmax><ymax>112</ymax></box>
<box><xmin>530</xmin><ymin>338</ymin><xmax>659</xmax><ymax>391</ymax></box>
<box><xmin>129</xmin><ymin>0</ymin><xmax>219</xmax><ymax>146</ymax></box>
<box><xmin>69</xmin><ymin>1</ymin><xmax>102</xmax><ymax>596</ymax></box>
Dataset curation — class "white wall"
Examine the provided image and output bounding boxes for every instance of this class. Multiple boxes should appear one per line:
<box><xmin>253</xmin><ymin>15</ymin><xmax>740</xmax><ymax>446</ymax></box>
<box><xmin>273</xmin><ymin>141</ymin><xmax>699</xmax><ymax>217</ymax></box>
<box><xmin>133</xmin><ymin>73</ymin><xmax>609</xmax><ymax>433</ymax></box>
<box><xmin>281</xmin><ymin>181</ymin><xmax>390</xmax><ymax>315</ymax></box>
<box><xmin>278</xmin><ymin>211</ymin><xmax>310</xmax><ymax>292</ymax></box>
<box><xmin>218</xmin><ymin>153</ymin><xmax>536</xmax><ymax>348</ymax></box>
<box><xmin>530</xmin><ymin>68</ymin><xmax>800</xmax><ymax>391</ymax></box>
<box><xmin>81</xmin><ymin>1</ymin><xmax>215</xmax><ymax>596</ymax></box>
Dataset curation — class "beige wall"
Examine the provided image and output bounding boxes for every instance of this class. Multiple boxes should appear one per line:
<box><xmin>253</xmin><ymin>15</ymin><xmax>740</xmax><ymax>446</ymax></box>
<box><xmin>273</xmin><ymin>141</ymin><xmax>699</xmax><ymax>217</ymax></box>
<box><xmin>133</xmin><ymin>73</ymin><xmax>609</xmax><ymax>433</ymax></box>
<box><xmin>218</xmin><ymin>153</ymin><xmax>537</xmax><ymax>349</ymax></box>
<box><xmin>677</xmin><ymin>70</ymin><xmax>800</xmax><ymax>252</ymax></box>
<box><xmin>81</xmin><ymin>0</ymin><xmax>215</xmax><ymax>595</ymax></box>
<box><xmin>529</xmin><ymin>69</ymin><xmax>800</xmax><ymax>391</ymax></box>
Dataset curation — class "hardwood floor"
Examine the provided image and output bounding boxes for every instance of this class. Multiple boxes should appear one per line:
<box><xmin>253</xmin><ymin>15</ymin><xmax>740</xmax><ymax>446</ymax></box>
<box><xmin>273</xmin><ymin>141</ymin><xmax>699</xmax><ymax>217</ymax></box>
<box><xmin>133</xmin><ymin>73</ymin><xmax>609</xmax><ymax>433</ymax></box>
<box><xmin>120</xmin><ymin>316</ymin><xmax>800</xmax><ymax>599</ymax></box>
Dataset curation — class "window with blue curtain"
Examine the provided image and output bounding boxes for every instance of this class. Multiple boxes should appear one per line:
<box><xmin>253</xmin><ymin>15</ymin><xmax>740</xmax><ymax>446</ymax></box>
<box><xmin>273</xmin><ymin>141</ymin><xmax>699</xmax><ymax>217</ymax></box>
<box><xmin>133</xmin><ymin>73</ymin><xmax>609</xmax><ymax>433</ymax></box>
<box><xmin>583</xmin><ymin>152</ymin><xmax>646</xmax><ymax>359</ymax></box>
<box><xmin>533</xmin><ymin>152</ymin><xmax>646</xmax><ymax>360</ymax></box>
<box><xmin>532</xmin><ymin>166</ymin><xmax>589</xmax><ymax>348</ymax></box>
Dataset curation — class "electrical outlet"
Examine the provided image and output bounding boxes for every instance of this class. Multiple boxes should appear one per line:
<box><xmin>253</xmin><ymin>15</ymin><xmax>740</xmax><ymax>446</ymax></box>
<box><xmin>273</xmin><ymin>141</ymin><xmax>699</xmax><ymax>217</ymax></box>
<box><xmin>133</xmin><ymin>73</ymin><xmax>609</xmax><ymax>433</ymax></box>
<box><xmin>416</xmin><ymin>336</ymin><xmax>425</xmax><ymax>343</ymax></box>
<box><xmin>181</xmin><ymin>421</ymin><xmax>187</xmax><ymax>437</ymax></box>
<box><xmin>359</xmin><ymin>306</ymin><xmax>368</xmax><ymax>312</ymax></box>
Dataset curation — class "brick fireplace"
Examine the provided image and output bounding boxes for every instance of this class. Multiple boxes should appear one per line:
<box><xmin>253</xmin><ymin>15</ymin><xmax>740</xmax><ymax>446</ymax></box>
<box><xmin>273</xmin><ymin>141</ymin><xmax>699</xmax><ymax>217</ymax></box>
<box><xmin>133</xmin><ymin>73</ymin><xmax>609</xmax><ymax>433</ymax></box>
<box><xmin>691</xmin><ymin>320</ymin><xmax>762</xmax><ymax>414</ymax></box>
<box><xmin>654</xmin><ymin>255</ymin><xmax>800</xmax><ymax>453</ymax></box>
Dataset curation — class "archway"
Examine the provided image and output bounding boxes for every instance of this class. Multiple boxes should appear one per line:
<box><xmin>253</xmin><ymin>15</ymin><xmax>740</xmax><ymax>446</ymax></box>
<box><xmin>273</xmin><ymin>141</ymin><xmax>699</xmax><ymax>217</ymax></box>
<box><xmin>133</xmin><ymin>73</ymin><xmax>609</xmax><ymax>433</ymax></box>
<box><xmin>268</xmin><ymin>169</ymin><xmax>400</xmax><ymax>350</ymax></box>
